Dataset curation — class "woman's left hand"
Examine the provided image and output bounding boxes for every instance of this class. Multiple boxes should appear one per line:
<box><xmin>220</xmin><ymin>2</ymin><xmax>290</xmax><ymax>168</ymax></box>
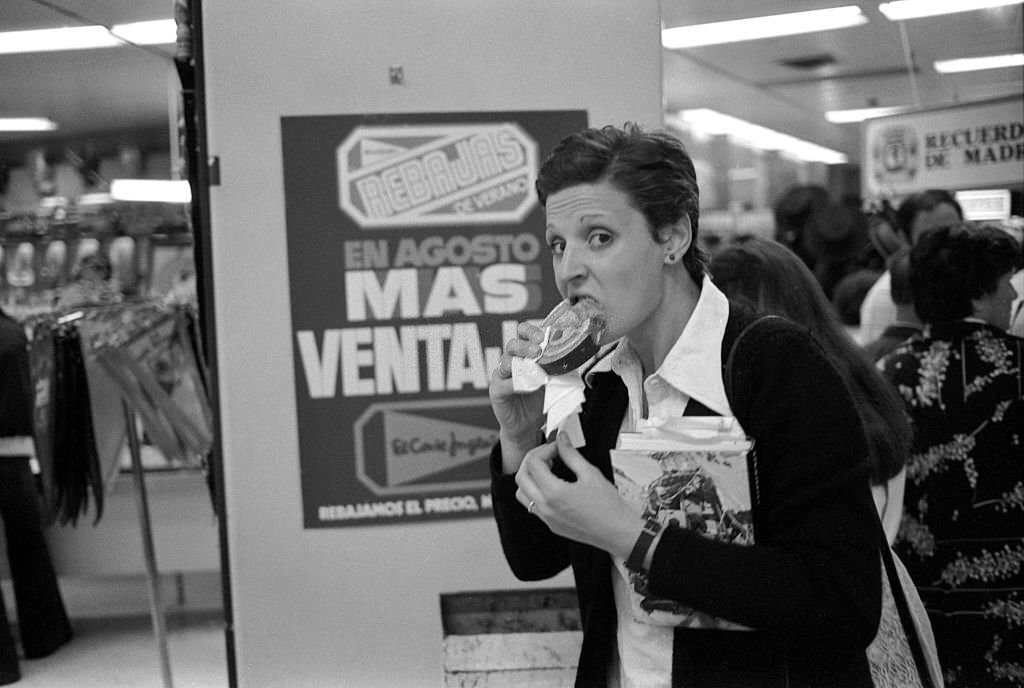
<box><xmin>515</xmin><ymin>432</ymin><xmax>641</xmax><ymax>559</ymax></box>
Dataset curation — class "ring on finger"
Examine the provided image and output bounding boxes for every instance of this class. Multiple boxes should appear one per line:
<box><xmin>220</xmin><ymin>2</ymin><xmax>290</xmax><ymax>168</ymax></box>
<box><xmin>528</xmin><ymin>500</ymin><xmax>536</xmax><ymax>514</ymax></box>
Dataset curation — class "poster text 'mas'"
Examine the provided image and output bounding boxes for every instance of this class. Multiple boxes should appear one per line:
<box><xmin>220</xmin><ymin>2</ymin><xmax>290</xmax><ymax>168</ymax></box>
<box><xmin>343</xmin><ymin>264</ymin><xmax>541</xmax><ymax>321</ymax></box>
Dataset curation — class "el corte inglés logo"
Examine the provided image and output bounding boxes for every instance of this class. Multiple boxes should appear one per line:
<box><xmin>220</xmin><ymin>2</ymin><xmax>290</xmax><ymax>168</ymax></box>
<box><xmin>337</xmin><ymin>123</ymin><xmax>539</xmax><ymax>228</ymax></box>
<box><xmin>353</xmin><ymin>398</ymin><xmax>495</xmax><ymax>496</ymax></box>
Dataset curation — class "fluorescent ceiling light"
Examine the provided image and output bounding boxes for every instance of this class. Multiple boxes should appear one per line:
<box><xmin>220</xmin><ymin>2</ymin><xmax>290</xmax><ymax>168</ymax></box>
<box><xmin>77</xmin><ymin>192</ymin><xmax>114</xmax><ymax>206</ymax></box>
<box><xmin>109</xmin><ymin>20</ymin><xmax>176</xmax><ymax>45</ymax></box>
<box><xmin>0</xmin><ymin>19</ymin><xmax>174</xmax><ymax>55</ymax></box>
<box><xmin>825</xmin><ymin>106</ymin><xmax>910</xmax><ymax>123</ymax></box>
<box><xmin>0</xmin><ymin>26</ymin><xmax>113</xmax><ymax>54</ymax></box>
<box><xmin>662</xmin><ymin>6</ymin><xmax>867</xmax><ymax>49</ymax></box>
<box><xmin>0</xmin><ymin>117</ymin><xmax>58</xmax><ymax>132</ymax></box>
<box><xmin>39</xmin><ymin>196</ymin><xmax>68</xmax><ymax>209</ymax></box>
<box><xmin>879</xmin><ymin>0</ymin><xmax>1023</xmax><ymax>21</ymax></box>
<box><xmin>673</xmin><ymin>109</ymin><xmax>849</xmax><ymax>164</ymax></box>
<box><xmin>110</xmin><ymin>179</ymin><xmax>191</xmax><ymax>203</ymax></box>
<box><xmin>934</xmin><ymin>53</ymin><xmax>1024</xmax><ymax>73</ymax></box>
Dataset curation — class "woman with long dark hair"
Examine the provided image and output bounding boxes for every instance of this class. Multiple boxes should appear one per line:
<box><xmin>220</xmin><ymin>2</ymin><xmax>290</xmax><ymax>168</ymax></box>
<box><xmin>709</xmin><ymin>237</ymin><xmax>912</xmax><ymax>542</ymax></box>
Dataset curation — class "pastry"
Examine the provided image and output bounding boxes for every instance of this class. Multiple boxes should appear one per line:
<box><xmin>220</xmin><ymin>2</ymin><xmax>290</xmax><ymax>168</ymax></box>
<box><xmin>536</xmin><ymin>299</ymin><xmax>606</xmax><ymax>375</ymax></box>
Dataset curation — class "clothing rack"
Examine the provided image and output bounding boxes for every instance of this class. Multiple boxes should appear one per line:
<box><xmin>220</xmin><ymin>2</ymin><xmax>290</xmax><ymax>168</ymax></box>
<box><xmin>27</xmin><ymin>300</ymin><xmax>213</xmax><ymax>688</ymax></box>
<box><xmin>124</xmin><ymin>398</ymin><xmax>173</xmax><ymax>688</ymax></box>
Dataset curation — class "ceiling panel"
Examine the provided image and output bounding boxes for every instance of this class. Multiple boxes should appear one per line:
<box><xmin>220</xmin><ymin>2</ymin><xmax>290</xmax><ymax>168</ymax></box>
<box><xmin>772</xmin><ymin>69</ymin><xmax>1024</xmax><ymax>112</ymax></box>
<box><xmin>661</xmin><ymin>1</ymin><xmax>1024</xmax><ymax>161</ymax></box>
<box><xmin>0</xmin><ymin>0</ymin><xmax>175</xmax><ymax>146</ymax></box>
<box><xmin>0</xmin><ymin>0</ymin><xmax>172</xmax><ymax>30</ymax></box>
<box><xmin>1</xmin><ymin>49</ymin><xmax>174</xmax><ymax>130</ymax></box>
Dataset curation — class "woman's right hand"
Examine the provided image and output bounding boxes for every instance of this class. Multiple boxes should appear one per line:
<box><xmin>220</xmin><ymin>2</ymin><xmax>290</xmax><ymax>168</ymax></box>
<box><xmin>489</xmin><ymin>321</ymin><xmax>547</xmax><ymax>474</ymax></box>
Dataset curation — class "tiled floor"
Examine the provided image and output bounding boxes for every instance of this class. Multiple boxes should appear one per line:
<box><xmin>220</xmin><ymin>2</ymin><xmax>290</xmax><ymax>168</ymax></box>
<box><xmin>13</xmin><ymin>613</ymin><xmax>228</xmax><ymax>688</ymax></box>
<box><xmin>4</xmin><ymin>573</ymin><xmax>230</xmax><ymax>687</ymax></box>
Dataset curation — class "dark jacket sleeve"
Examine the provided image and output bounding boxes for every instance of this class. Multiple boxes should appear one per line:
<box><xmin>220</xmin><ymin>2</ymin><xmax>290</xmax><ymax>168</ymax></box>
<box><xmin>646</xmin><ymin>319</ymin><xmax>882</xmax><ymax>651</ymax></box>
<box><xmin>490</xmin><ymin>443</ymin><xmax>571</xmax><ymax>581</ymax></box>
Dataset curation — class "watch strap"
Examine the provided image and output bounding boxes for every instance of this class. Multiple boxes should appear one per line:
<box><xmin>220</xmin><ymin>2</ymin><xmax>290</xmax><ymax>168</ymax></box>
<box><xmin>625</xmin><ymin>516</ymin><xmax>663</xmax><ymax>573</ymax></box>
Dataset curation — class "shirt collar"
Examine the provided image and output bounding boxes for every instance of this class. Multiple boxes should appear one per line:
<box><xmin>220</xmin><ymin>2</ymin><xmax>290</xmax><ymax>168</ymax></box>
<box><xmin>586</xmin><ymin>275</ymin><xmax>732</xmax><ymax>416</ymax></box>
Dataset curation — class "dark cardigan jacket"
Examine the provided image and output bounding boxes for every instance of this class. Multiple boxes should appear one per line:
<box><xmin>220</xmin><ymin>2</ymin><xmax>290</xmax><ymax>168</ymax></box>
<box><xmin>490</xmin><ymin>304</ymin><xmax>882</xmax><ymax>688</ymax></box>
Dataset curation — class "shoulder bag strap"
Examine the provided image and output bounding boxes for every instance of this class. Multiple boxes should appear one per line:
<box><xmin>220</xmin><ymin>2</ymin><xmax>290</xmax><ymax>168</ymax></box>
<box><xmin>723</xmin><ymin>315</ymin><xmax>784</xmax><ymax>405</ymax></box>
<box><xmin>878</xmin><ymin>524</ymin><xmax>937</xmax><ymax>688</ymax></box>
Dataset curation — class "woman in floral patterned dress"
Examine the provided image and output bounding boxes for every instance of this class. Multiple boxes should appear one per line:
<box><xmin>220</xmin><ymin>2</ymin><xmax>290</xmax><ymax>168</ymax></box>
<box><xmin>880</xmin><ymin>223</ymin><xmax>1024</xmax><ymax>687</ymax></box>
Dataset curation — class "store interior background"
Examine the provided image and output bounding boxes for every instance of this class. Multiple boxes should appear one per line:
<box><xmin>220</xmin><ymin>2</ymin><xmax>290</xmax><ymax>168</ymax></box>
<box><xmin>0</xmin><ymin>1</ymin><xmax>1022</xmax><ymax>686</ymax></box>
<box><xmin>4</xmin><ymin>0</ymin><xmax>1022</xmax><ymax>239</ymax></box>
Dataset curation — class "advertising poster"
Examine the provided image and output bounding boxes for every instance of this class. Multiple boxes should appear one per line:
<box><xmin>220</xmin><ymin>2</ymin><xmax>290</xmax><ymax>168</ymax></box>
<box><xmin>863</xmin><ymin>97</ymin><xmax>1024</xmax><ymax>198</ymax></box>
<box><xmin>281</xmin><ymin>110</ymin><xmax>587</xmax><ymax>528</ymax></box>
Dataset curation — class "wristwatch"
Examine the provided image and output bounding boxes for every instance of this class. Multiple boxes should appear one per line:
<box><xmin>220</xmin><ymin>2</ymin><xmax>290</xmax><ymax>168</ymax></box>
<box><xmin>625</xmin><ymin>516</ymin><xmax>663</xmax><ymax>573</ymax></box>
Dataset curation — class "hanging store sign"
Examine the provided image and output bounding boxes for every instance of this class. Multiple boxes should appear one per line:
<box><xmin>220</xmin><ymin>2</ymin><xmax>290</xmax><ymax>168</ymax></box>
<box><xmin>863</xmin><ymin>97</ymin><xmax>1024</xmax><ymax>198</ymax></box>
<box><xmin>281</xmin><ymin>110</ymin><xmax>587</xmax><ymax>528</ymax></box>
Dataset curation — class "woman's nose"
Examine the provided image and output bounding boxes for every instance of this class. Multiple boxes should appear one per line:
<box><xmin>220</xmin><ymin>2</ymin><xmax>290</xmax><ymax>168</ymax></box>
<box><xmin>556</xmin><ymin>244</ymin><xmax>587</xmax><ymax>284</ymax></box>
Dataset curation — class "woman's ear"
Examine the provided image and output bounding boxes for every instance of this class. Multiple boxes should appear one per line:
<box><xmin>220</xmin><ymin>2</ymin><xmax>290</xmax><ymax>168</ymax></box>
<box><xmin>660</xmin><ymin>217</ymin><xmax>692</xmax><ymax>264</ymax></box>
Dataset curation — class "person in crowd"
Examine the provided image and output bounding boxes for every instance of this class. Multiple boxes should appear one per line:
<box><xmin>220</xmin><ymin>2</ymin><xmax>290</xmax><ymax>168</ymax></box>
<box><xmin>859</xmin><ymin>189</ymin><xmax>963</xmax><ymax>343</ymax></box>
<box><xmin>709</xmin><ymin>237</ymin><xmax>911</xmax><ymax>543</ymax></box>
<box><xmin>53</xmin><ymin>252</ymin><xmax>122</xmax><ymax>310</ymax></box>
<box><xmin>982</xmin><ymin>218</ymin><xmax>1024</xmax><ymax>337</ymax></box>
<box><xmin>0</xmin><ymin>306</ymin><xmax>73</xmax><ymax>686</ymax></box>
<box><xmin>879</xmin><ymin>223</ymin><xmax>1024</xmax><ymax>687</ymax></box>
<box><xmin>859</xmin><ymin>198</ymin><xmax>905</xmax><ymax>272</ymax></box>
<box><xmin>863</xmin><ymin>247</ymin><xmax>921</xmax><ymax>362</ymax></box>
<box><xmin>1007</xmin><ymin>224</ymin><xmax>1024</xmax><ymax>337</ymax></box>
<box><xmin>489</xmin><ymin>124</ymin><xmax>882</xmax><ymax>687</ymax></box>
<box><xmin>772</xmin><ymin>184</ymin><xmax>870</xmax><ymax>302</ymax></box>
<box><xmin>1011</xmin><ymin>267</ymin><xmax>1024</xmax><ymax>337</ymax></box>
<box><xmin>830</xmin><ymin>268</ymin><xmax>882</xmax><ymax>345</ymax></box>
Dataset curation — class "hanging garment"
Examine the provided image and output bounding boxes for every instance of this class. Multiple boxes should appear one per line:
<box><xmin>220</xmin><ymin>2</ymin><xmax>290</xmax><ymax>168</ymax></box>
<box><xmin>27</xmin><ymin>320</ymin><xmax>57</xmax><ymax>526</ymax></box>
<box><xmin>50</xmin><ymin>323</ymin><xmax>103</xmax><ymax>525</ymax></box>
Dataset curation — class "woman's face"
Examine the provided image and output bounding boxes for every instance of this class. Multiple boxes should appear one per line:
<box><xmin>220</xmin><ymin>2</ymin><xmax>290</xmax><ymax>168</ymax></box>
<box><xmin>974</xmin><ymin>270</ymin><xmax>1019</xmax><ymax>331</ymax></box>
<box><xmin>909</xmin><ymin>202</ymin><xmax>961</xmax><ymax>242</ymax></box>
<box><xmin>544</xmin><ymin>180</ymin><xmax>671</xmax><ymax>342</ymax></box>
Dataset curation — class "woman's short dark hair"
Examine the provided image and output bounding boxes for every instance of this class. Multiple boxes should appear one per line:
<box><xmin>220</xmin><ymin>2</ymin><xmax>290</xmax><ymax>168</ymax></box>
<box><xmin>535</xmin><ymin>123</ymin><xmax>707</xmax><ymax>284</ymax></box>
<box><xmin>911</xmin><ymin>223</ymin><xmax>1022</xmax><ymax>323</ymax></box>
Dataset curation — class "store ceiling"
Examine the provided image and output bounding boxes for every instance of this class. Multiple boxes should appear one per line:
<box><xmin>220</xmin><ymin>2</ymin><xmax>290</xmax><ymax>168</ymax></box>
<box><xmin>0</xmin><ymin>0</ymin><xmax>178</xmax><ymax>155</ymax></box>
<box><xmin>0</xmin><ymin>0</ymin><xmax>1022</xmax><ymax>165</ymax></box>
<box><xmin>662</xmin><ymin>0</ymin><xmax>1024</xmax><ymax>161</ymax></box>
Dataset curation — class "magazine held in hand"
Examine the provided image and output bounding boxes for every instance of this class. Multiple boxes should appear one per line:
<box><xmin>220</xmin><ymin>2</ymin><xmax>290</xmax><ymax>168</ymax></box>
<box><xmin>612</xmin><ymin>416</ymin><xmax>755</xmax><ymax>629</ymax></box>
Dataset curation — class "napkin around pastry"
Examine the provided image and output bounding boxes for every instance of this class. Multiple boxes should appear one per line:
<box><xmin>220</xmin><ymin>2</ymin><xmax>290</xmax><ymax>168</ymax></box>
<box><xmin>510</xmin><ymin>355</ymin><xmax>587</xmax><ymax>447</ymax></box>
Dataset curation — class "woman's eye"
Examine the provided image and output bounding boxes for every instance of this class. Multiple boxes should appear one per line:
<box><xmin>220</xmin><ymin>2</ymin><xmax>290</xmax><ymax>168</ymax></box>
<box><xmin>548</xmin><ymin>238</ymin><xmax>565</xmax><ymax>255</ymax></box>
<box><xmin>588</xmin><ymin>231</ymin><xmax>612</xmax><ymax>248</ymax></box>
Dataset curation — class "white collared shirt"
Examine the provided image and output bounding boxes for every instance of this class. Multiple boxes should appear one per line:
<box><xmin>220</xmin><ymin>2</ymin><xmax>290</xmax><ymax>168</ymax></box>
<box><xmin>593</xmin><ymin>275</ymin><xmax>734</xmax><ymax>688</ymax></box>
<box><xmin>859</xmin><ymin>271</ymin><xmax>896</xmax><ymax>344</ymax></box>
<box><xmin>588</xmin><ymin>274</ymin><xmax>732</xmax><ymax>435</ymax></box>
